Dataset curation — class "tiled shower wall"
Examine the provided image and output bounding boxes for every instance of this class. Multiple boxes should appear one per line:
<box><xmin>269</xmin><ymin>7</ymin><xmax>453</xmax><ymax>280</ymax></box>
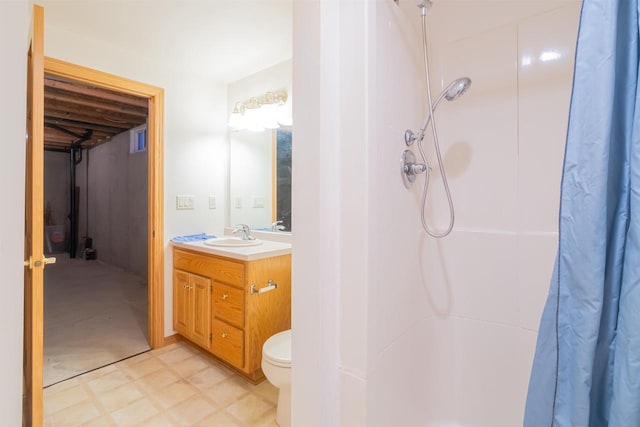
<box><xmin>366</xmin><ymin>2</ymin><xmax>581</xmax><ymax>426</ymax></box>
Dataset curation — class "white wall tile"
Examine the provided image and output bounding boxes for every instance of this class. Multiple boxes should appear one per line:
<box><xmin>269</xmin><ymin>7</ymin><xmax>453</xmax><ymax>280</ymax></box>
<box><xmin>436</xmin><ymin>25</ymin><xmax>519</xmax><ymax>231</ymax></box>
<box><xmin>517</xmin><ymin>4</ymin><xmax>581</xmax><ymax>232</ymax></box>
<box><xmin>340</xmin><ymin>371</ymin><xmax>367</xmax><ymax>427</ymax></box>
<box><xmin>368</xmin><ymin>318</ymin><xmax>455</xmax><ymax>427</ymax></box>
<box><xmin>421</xmin><ymin>231</ymin><xmax>519</xmax><ymax>326</ymax></box>
<box><xmin>454</xmin><ymin>318</ymin><xmax>530</xmax><ymax>427</ymax></box>
<box><xmin>517</xmin><ymin>233</ymin><xmax>558</xmax><ymax>331</ymax></box>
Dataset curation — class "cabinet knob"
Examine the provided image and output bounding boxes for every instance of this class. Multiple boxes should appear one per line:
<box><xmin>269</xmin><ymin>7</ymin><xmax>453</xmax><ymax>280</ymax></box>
<box><xmin>184</xmin><ymin>284</ymin><xmax>188</xmax><ymax>289</ymax></box>
<box><xmin>222</xmin><ymin>293</ymin><xmax>229</xmax><ymax>300</ymax></box>
<box><xmin>221</xmin><ymin>332</ymin><xmax>228</xmax><ymax>339</ymax></box>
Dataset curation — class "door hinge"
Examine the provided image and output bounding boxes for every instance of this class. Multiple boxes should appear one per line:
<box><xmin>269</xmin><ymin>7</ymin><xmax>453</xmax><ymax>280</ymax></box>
<box><xmin>209</xmin><ymin>285</ymin><xmax>212</xmax><ymax>295</ymax></box>
<box><xmin>209</xmin><ymin>333</ymin><xmax>212</xmax><ymax>341</ymax></box>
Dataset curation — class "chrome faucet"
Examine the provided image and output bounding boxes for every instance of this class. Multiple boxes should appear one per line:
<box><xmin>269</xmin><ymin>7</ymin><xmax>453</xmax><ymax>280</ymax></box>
<box><xmin>271</xmin><ymin>221</ymin><xmax>285</xmax><ymax>232</ymax></box>
<box><xmin>233</xmin><ymin>224</ymin><xmax>256</xmax><ymax>240</ymax></box>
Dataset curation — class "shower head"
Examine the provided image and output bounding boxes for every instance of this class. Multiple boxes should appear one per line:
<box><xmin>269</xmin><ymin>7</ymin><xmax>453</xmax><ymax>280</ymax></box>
<box><xmin>416</xmin><ymin>0</ymin><xmax>433</xmax><ymax>10</ymax></box>
<box><xmin>444</xmin><ymin>77</ymin><xmax>472</xmax><ymax>101</ymax></box>
<box><xmin>411</xmin><ymin>77</ymin><xmax>472</xmax><ymax>139</ymax></box>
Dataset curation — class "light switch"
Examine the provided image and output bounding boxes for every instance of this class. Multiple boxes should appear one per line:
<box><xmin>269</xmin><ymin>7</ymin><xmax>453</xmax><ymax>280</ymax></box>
<box><xmin>234</xmin><ymin>197</ymin><xmax>243</xmax><ymax>208</ymax></box>
<box><xmin>176</xmin><ymin>195</ymin><xmax>195</xmax><ymax>210</ymax></box>
<box><xmin>253</xmin><ymin>196</ymin><xmax>265</xmax><ymax>208</ymax></box>
<box><xmin>208</xmin><ymin>196</ymin><xmax>216</xmax><ymax>210</ymax></box>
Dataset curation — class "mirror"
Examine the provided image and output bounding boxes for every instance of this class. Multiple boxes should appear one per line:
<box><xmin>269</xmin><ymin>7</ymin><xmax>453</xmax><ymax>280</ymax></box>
<box><xmin>229</xmin><ymin>128</ymin><xmax>291</xmax><ymax>231</ymax></box>
<box><xmin>228</xmin><ymin>60</ymin><xmax>292</xmax><ymax>232</ymax></box>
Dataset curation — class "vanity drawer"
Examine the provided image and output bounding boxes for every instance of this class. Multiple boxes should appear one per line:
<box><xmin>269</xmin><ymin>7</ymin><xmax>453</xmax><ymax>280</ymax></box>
<box><xmin>212</xmin><ymin>318</ymin><xmax>244</xmax><ymax>368</ymax></box>
<box><xmin>173</xmin><ymin>249</ymin><xmax>244</xmax><ymax>288</ymax></box>
<box><xmin>214</xmin><ymin>282</ymin><xmax>245</xmax><ymax>328</ymax></box>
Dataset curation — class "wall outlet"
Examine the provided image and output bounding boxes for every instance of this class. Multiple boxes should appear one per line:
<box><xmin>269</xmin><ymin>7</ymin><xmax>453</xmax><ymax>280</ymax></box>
<box><xmin>208</xmin><ymin>196</ymin><xmax>216</xmax><ymax>210</ymax></box>
<box><xmin>176</xmin><ymin>195</ymin><xmax>195</xmax><ymax>210</ymax></box>
<box><xmin>253</xmin><ymin>196</ymin><xmax>265</xmax><ymax>208</ymax></box>
<box><xmin>234</xmin><ymin>197</ymin><xmax>243</xmax><ymax>208</ymax></box>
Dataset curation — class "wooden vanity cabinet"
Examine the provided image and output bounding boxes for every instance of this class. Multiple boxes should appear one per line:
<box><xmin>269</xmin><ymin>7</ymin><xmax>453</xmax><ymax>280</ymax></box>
<box><xmin>173</xmin><ymin>269</ymin><xmax>212</xmax><ymax>350</ymax></box>
<box><xmin>172</xmin><ymin>247</ymin><xmax>291</xmax><ymax>382</ymax></box>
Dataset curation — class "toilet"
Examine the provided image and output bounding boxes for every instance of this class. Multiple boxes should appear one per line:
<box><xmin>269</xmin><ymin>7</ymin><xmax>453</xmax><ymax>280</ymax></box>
<box><xmin>262</xmin><ymin>329</ymin><xmax>292</xmax><ymax>427</ymax></box>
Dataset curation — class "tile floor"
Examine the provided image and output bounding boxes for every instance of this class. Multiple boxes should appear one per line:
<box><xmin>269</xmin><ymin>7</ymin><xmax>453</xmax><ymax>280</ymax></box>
<box><xmin>44</xmin><ymin>341</ymin><xmax>278</xmax><ymax>427</ymax></box>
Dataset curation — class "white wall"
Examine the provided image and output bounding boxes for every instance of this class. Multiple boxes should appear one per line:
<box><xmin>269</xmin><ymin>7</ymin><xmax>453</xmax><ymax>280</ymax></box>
<box><xmin>228</xmin><ymin>60</ymin><xmax>292</xmax><ymax>230</ymax></box>
<box><xmin>292</xmin><ymin>0</ymin><xmax>580</xmax><ymax>425</ymax></box>
<box><xmin>42</xmin><ymin>20</ymin><xmax>229</xmax><ymax>336</ymax></box>
<box><xmin>0</xmin><ymin>1</ymin><xmax>28</xmax><ymax>425</ymax></box>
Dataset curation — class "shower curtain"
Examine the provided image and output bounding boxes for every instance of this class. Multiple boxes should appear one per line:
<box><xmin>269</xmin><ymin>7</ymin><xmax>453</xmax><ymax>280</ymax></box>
<box><xmin>524</xmin><ymin>1</ymin><xmax>640</xmax><ymax>426</ymax></box>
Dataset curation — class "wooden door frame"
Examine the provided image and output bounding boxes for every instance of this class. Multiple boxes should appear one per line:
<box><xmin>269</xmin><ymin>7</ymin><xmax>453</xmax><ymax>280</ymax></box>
<box><xmin>42</xmin><ymin>58</ymin><xmax>165</xmax><ymax>348</ymax></box>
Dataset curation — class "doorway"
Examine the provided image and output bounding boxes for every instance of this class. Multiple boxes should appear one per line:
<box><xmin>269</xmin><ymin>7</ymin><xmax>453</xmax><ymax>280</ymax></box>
<box><xmin>25</xmin><ymin>53</ymin><xmax>165</xmax><ymax>425</ymax></box>
<box><xmin>43</xmin><ymin>73</ymin><xmax>152</xmax><ymax>385</ymax></box>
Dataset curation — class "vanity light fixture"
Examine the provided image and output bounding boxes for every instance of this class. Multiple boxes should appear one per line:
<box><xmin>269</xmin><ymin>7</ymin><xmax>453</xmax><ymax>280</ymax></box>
<box><xmin>227</xmin><ymin>90</ymin><xmax>292</xmax><ymax>131</ymax></box>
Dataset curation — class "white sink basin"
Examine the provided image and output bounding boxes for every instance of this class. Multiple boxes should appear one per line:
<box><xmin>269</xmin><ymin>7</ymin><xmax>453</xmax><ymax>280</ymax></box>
<box><xmin>204</xmin><ymin>238</ymin><xmax>262</xmax><ymax>247</ymax></box>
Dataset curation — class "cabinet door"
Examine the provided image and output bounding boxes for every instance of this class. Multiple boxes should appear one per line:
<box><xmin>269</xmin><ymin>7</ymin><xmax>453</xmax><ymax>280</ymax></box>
<box><xmin>173</xmin><ymin>269</ymin><xmax>190</xmax><ymax>335</ymax></box>
<box><xmin>191</xmin><ymin>274</ymin><xmax>212</xmax><ymax>350</ymax></box>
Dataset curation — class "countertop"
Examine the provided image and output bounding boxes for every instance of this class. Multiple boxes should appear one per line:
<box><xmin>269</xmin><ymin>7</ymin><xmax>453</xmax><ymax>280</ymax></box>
<box><xmin>171</xmin><ymin>238</ymin><xmax>292</xmax><ymax>261</ymax></box>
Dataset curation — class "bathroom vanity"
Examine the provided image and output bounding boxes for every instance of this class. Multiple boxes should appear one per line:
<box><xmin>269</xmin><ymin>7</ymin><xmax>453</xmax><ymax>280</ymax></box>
<box><xmin>171</xmin><ymin>239</ymin><xmax>291</xmax><ymax>382</ymax></box>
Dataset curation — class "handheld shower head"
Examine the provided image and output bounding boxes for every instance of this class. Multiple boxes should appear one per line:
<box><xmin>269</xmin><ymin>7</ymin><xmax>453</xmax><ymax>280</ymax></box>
<box><xmin>444</xmin><ymin>77</ymin><xmax>472</xmax><ymax>101</ymax></box>
<box><xmin>416</xmin><ymin>0</ymin><xmax>433</xmax><ymax>15</ymax></box>
<box><xmin>420</xmin><ymin>77</ymin><xmax>471</xmax><ymax>131</ymax></box>
<box><xmin>404</xmin><ymin>76</ymin><xmax>473</xmax><ymax>146</ymax></box>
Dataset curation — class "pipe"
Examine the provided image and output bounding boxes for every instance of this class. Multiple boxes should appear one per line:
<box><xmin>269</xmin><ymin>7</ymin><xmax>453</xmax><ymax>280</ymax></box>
<box><xmin>68</xmin><ymin>130</ymin><xmax>92</xmax><ymax>258</ymax></box>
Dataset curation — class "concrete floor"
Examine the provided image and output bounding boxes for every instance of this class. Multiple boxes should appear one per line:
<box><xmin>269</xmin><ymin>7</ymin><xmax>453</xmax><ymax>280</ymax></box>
<box><xmin>44</xmin><ymin>256</ymin><xmax>149</xmax><ymax>387</ymax></box>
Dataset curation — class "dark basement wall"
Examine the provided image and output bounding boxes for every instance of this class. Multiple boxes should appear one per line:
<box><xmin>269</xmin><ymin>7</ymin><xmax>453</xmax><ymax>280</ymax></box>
<box><xmin>85</xmin><ymin>130</ymin><xmax>148</xmax><ymax>279</ymax></box>
<box><xmin>45</xmin><ymin>130</ymin><xmax>148</xmax><ymax>279</ymax></box>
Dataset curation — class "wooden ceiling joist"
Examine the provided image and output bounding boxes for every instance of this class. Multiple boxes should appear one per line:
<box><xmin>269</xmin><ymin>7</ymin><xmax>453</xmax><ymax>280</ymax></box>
<box><xmin>44</xmin><ymin>75</ymin><xmax>148</xmax><ymax>149</ymax></box>
<box><xmin>45</xmin><ymin>78</ymin><xmax>148</xmax><ymax>108</ymax></box>
<box><xmin>44</xmin><ymin>91</ymin><xmax>147</xmax><ymax>117</ymax></box>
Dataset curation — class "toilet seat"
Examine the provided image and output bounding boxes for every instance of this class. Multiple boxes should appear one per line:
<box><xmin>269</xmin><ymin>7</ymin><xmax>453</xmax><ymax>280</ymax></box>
<box><xmin>263</xmin><ymin>329</ymin><xmax>291</xmax><ymax>368</ymax></box>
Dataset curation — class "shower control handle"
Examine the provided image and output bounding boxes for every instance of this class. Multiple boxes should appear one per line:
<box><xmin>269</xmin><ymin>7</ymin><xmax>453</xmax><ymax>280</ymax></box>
<box><xmin>401</xmin><ymin>149</ymin><xmax>428</xmax><ymax>189</ymax></box>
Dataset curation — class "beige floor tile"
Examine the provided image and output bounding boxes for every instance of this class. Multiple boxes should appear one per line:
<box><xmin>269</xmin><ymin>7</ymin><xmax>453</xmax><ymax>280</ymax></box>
<box><xmin>246</xmin><ymin>407</ymin><xmax>278</xmax><ymax>427</ymax></box>
<box><xmin>149</xmin><ymin>342</ymin><xmax>180</xmax><ymax>355</ymax></box>
<box><xmin>110</xmin><ymin>398</ymin><xmax>161</xmax><ymax>426</ymax></box>
<box><xmin>156</xmin><ymin>346</ymin><xmax>195</xmax><ymax>364</ymax></box>
<box><xmin>80</xmin><ymin>415</ymin><xmax>115</xmax><ymax>427</ymax></box>
<box><xmin>201</xmin><ymin>376</ymin><xmax>250</xmax><ymax>408</ymax></box>
<box><xmin>44</xmin><ymin>384</ymin><xmax>90</xmax><ymax>415</ymax></box>
<box><xmin>48</xmin><ymin>400</ymin><xmax>103</xmax><ymax>427</ymax></box>
<box><xmin>119</xmin><ymin>356</ymin><xmax>166</xmax><ymax>380</ymax></box>
<box><xmin>226</xmin><ymin>394</ymin><xmax>274</xmax><ymax>425</ymax></box>
<box><xmin>76</xmin><ymin>364</ymin><xmax>118</xmax><ymax>383</ymax></box>
<box><xmin>194</xmin><ymin>410</ymin><xmax>243</xmax><ymax>427</ymax></box>
<box><xmin>136</xmin><ymin>414</ymin><xmax>176</xmax><ymax>427</ymax></box>
<box><xmin>148</xmin><ymin>380</ymin><xmax>198</xmax><ymax>409</ymax></box>
<box><xmin>95</xmin><ymin>382</ymin><xmax>144</xmax><ymax>412</ymax></box>
<box><xmin>186</xmin><ymin>365</ymin><xmax>230</xmax><ymax>390</ymax></box>
<box><xmin>249</xmin><ymin>380</ymin><xmax>278</xmax><ymax>405</ymax></box>
<box><xmin>170</xmin><ymin>354</ymin><xmax>211</xmax><ymax>379</ymax></box>
<box><xmin>136</xmin><ymin>369</ymin><xmax>180</xmax><ymax>392</ymax></box>
<box><xmin>165</xmin><ymin>395</ymin><xmax>218</xmax><ymax>426</ymax></box>
<box><xmin>118</xmin><ymin>351</ymin><xmax>153</xmax><ymax>367</ymax></box>
<box><xmin>86</xmin><ymin>368</ymin><xmax>130</xmax><ymax>394</ymax></box>
<box><xmin>44</xmin><ymin>376</ymin><xmax>84</xmax><ymax>396</ymax></box>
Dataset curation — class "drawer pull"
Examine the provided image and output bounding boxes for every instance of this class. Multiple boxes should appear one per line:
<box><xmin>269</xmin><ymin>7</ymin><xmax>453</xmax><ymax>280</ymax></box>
<box><xmin>221</xmin><ymin>332</ymin><xmax>228</xmax><ymax>338</ymax></box>
<box><xmin>250</xmin><ymin>280</ymin><xmax>278</xmax><ymax>295</ymax></box>
<box><xmin>222</xmin><ymin>293</ymin><xmax>229</xmax><ymax>300</ymax></box>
